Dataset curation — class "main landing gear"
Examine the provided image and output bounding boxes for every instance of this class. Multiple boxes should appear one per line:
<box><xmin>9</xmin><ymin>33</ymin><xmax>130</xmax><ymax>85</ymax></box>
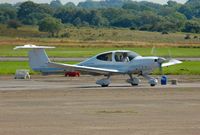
<box><xmin>96</xmin><ymin>75</ymin><xmax>111</xmax><ymax>87</ymax></box>
<box><xmin>127</xmin><ymin>74</ymin><xmax>140</xmax><ymax>86</ymax></box>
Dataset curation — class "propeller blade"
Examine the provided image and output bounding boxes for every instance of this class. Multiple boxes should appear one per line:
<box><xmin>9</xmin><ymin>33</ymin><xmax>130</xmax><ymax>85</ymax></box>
<box><xmin>159</xmin><ymin>63</ymin><xmax>163</xmax><ymax>75</ymax></box>
<box><xmin>157</xmin><ymin>57</ymin><xmax>166</xmax><ymax>75</ymax></box>
<box><xmin>162</xmin><ymin>59</ymin><xmax>182</xmax><ymax>67</ymax></box>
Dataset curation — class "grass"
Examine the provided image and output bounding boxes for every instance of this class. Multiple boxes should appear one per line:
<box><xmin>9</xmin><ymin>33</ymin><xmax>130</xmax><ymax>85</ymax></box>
<box><xmin>0</xmin><ymin>45</ymin><xmax>200</xmax><ymax>57</ymax></box>
<box><xmin>153</xmin><ymin>61</ymin><xmax>200</xmax><ymax>75</ymax></box>
<box><xmin>0</xmin><ymin>61</ymin><xmax>77</xmax><ymax>75</ymax></box>
<box><xmin>162</xmin><ymin>61</ymin><xmax>200</xmax><ymax>75</ymax></box>
<box><xmin>0</xmin><ymin>61</ymin><xmax>32</xmax><ymax>75</ymax></box>
<box><xmin>0</xmin><ymin>61</ymin><xmax>199</xmax><ymax>75</ymax></box>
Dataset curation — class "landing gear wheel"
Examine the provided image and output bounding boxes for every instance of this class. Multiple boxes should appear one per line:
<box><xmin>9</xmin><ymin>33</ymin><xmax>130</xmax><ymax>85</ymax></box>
<box><xmin>127</xmin><ymin>75</ymin><xmax>140</xmax><ymax>86</ymax></box>
<box><xmin>96</xmin><ymin>78</ymin><xmax>111</xmax><ymax>87</ymax></box>
<box><xmin>101</xmin><ymin>84</ymin><xmax>109</xmax><ymax>87</ymax></box>
<box><xmin>131</xmin><ymin>83</ymin><xmax>139</xmax><ymax>86</ymax></box>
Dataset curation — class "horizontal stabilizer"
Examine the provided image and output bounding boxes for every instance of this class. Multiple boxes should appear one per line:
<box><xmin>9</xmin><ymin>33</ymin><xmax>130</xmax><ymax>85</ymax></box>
<box><xmin>14</xmin><ymin>44</ymin><xmax>55</xmax><ymax>50</ymax></box>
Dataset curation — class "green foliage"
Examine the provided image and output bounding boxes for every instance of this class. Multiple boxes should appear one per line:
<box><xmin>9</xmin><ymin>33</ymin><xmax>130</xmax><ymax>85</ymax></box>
<box><xmin>64</xmin><ymin>2</ymin><xmax>76</xmax><ymax>8</ymax></box>
<box><xmin>183</xmin><ymin>19</ymin><xmax>200</xmax><ymax>33</ymax></box>
<box><xmin>17</xmin><ymin>1</ymin><xmax>53</xmax><ymax>25</ymax></box>
<box><xmin>0</xmin><ymin>0</ymin><xmax>200</xmax><ymax>33</ymax></box>
<box><xmin>78</xmin><ymin>0</ymin><xmax>128</xmax><ymax>9</ymax></box>
<box><xmin>50</xmin><ymin>0</ymin><xmax>62</xmax><ymax>9</ymax></box>
<box><xmin>0</xmin><ymin>4</ymin><xmax>17</xmax><ymax>24</ymax></box>
<box><xmin>38</xmin><ymin>17</ymin><xmax>63</xmax><ymax>37</ymax></box>
<box><xmin>54</xmin><ymin>8</ymin><xmax>107</xmax><ymax>26</ymax></box>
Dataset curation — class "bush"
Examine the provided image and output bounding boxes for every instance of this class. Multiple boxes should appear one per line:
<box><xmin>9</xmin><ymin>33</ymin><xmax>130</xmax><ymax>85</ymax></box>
<box><xmin>184</xmin><ymin>34</ymin><xmax>191</xmax><ymax>39</ymax></box>
<box><xmin>7</xmin><ymin>19</ymin><xmax>21</xmax><ymax>29</ymax></box>
<box><xmin>130</xmin><ymin>27</ymin><xmax>135</xmax><ymax>30</ymax></box>
<box><xmin>194</xmin><ymin>35</ymin><xmax>198</xmax><ymax>39</ymax></box>
<box><xmin>61</xmin><ymin>32</ymin><xmax>70</xmax><ymax>38</ymax></box>
<box><xmin>38</xmin><ymin>17</ymin><xmax>63</xmax><ymax>37</ymax></box>
<box><xmin>161</xmin><ymin>31</ymin><xmax>169</xmax><ymax>34</ymax></box>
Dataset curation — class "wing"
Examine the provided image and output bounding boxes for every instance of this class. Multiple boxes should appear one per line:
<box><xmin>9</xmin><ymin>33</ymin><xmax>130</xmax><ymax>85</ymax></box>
<box><xmin>162</xmin><ymin>59</ymin><xmax>182</xmax><ymax>67</ymax></box>
<box><xmin>48</xmin><ymin>62</ymin><xmax>120</xmax><ymax>75</ymax></box>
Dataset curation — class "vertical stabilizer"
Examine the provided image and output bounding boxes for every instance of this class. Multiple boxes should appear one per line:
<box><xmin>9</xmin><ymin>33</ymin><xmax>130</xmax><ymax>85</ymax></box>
<box><xmin>14</xmin><ymin>44</ymin><xmax>55</xmax><ymax>72</ymax></box>
<box><xmin>28</xmin><ymin>49</ymin><xmax>50</xmax><ymax>71</ymax></box>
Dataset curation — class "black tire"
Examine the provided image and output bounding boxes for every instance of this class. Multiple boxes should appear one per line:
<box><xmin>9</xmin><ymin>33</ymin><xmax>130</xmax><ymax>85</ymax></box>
<box><xmin>102</xmin><ymin>85</ymin><xmax>109</xmax><ymax>87</ymax></box>
<box><xmin>150</xmin><ymin>84</ymin><xmax>156</xmax><ymax>87</ymax></box>
<box><xmin>131</xmin><ymin>83</ymin><xmax>139</xmax><ymax>86</ymax></box>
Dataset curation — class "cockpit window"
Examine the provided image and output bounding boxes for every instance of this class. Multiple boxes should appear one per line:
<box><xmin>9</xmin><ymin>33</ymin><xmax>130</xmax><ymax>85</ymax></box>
<box><xmin>115</xmin><ymin>51</ymin><xmax>139</xmax><ymax>62</ymax></box>
<box><xmin>96</xmin><ymin>52</ymin><xmax>112</xmax><ymax>61</ymax></box>
<box><xmin>115</xmin><ymin>52</ymin><xmax>129</xmax><ymax>62</ymax></box>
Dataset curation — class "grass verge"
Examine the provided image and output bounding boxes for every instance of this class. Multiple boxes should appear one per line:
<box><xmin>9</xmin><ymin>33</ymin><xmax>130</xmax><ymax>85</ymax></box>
<box><xmin>1</xmin><ymin>46</ymin><xmax>200</xmax><ymax>57</ymax></box>
<box><xmin>0</xmin><ymin>61</ymin><xmax>199</xmax><ymax>75</ymax></box>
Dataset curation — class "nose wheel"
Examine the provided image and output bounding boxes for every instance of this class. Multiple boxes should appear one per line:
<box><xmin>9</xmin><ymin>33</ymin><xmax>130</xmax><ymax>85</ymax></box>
<box><xmin>143</xmin><ymin>74</ymin><xmax>158</xmax><ymax>86</ymax></box>
<box><xmin>101</xmin><ymin>84</ymin><xmax>109</xmax><ymax>87</ymax></box>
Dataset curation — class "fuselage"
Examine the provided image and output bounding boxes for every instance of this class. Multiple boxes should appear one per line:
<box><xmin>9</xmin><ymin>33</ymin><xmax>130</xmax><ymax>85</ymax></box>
<box><xmin>78</xmin><ymin>50</ymin><xmax>160</xmax><ymax>74</ymax></box>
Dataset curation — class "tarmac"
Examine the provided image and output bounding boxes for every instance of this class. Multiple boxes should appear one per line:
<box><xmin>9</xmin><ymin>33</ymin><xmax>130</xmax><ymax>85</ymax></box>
<box><xmin>0</xmin><ymin>75</ymin><xmax>200</xmax><ymax>135</ymax></box>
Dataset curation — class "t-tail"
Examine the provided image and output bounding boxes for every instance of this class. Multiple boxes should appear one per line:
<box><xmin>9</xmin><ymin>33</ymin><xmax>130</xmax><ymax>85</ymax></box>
<box><xmin>14</xmin><ymin>44</ymin><xmax>63</xmax><ymax>74</ymax></box>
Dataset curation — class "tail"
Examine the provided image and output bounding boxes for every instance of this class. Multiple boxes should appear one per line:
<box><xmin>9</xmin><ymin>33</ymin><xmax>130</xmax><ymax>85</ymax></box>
<box><xmin>14</xmin><ymin>44</ymin><xmax>58</xmax><ymax>73</ymax></box>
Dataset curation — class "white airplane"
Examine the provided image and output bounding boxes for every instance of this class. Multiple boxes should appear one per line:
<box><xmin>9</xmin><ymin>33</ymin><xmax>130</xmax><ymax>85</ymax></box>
<box><xmin>14</xmin><ymin>44</ymin><xmax>182</xmax><ymax>87</ymax></box>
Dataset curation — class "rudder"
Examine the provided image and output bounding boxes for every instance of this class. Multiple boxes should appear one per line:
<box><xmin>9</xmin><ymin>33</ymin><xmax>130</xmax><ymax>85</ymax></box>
<box><xmin>29</xmin><ymin>49</ymin><xmax>50</xmax><ymax>71</ymax></box>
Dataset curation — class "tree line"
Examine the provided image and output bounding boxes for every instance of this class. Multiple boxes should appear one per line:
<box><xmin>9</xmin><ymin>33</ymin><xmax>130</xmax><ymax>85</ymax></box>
<box><xmin>0</xmin><ymin>0</ymin><xmax>199</xmax><ymax>36</ymax></box>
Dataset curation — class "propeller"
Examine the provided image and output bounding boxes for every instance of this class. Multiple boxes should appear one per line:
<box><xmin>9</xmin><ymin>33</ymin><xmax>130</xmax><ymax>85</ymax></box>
<box><xmin>151</xmin><ymin>46</ymin><xmax>182</xmax><ymax>75</ymax></box>
<box><xmin>157</xmin><ymin>57</ymin><xmax>166</xmax><ymax>75</ymax></box>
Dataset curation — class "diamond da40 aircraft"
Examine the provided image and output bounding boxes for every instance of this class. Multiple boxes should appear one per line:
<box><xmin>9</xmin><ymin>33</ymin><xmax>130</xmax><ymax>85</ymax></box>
<box><xmin>14</xmin><ymin>44</ymin><xmax>182</xmax><ymax>87</ymax></box>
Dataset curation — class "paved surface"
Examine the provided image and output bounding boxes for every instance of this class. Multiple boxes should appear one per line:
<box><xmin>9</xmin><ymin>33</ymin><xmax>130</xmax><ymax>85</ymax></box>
<box><xmin>0</xmin><ymin>57</ymin><xmax>200</xmax><ymax>62</ymax></box>
<box><xmin>0</xmin><ymin>75</ymin><xmax>200</xmax><ymax>91</ymax></box>
<box><xmin>0</xmin><ymin>75</ymin><xmax>200</xmax><ymax>135</ymax></box>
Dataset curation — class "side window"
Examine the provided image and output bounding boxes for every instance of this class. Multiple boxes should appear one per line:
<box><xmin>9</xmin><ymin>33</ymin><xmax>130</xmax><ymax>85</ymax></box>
<box><xmin>115</xmin><ymin>52</ymin><xmax>130</xmax><ymax>62</ymax></box>
<box><xmin>96</xmin><ymin>53</ymin><xmax>112</xmax><ymax>61</ymax></box>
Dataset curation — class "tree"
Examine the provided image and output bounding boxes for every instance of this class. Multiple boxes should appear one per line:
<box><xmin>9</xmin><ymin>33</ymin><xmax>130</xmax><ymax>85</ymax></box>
<box><xmin>50</xmin><ymin>0</ymin><xmax>62</xmax><ymax>9</ymax></box>
<box><xmin>64</xmin><ymin>2</ymin><xmax>76</xmax><ymax>8</ymax></box>
<box><xmin>183</xmin><ymin>20</ymin><xmax>200</xmax><ymax>33</ymax></box>
<box><xmin>0</xmin><ymin>4</ymin><xmax>17</xmax><ymax>23</ymax></box>
<box><xmin>38</xmin><ymin>17</ymin><xmax>63</xmax><ymax>37</ymax></box>
<box><xmin>17</xmin><ymin>1</ymin><xmax>53</xmax><ymax>25</ymax></box>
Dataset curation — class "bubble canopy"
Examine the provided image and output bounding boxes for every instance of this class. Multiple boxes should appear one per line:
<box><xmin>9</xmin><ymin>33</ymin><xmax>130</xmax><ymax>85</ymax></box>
<box><xmin>96</xmin><ymin>50</ymin><xmax>140</xmax><ymax>62</ymax></box>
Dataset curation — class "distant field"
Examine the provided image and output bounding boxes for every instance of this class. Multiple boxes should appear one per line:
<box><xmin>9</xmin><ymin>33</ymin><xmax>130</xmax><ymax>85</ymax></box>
<box><xmin>0</xmin><ymin>25</ymin><xmax>200</xmax><ymax>47</ymax></box>
<box><xmin>0</xmin><ymin>61</ymin><xmax>199</xmax><ymax>75</ymax></box>
<box><xmin>0</xmin><ymin>46</ymin><xmax>200</xmax><ymax>57</ymax></box>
